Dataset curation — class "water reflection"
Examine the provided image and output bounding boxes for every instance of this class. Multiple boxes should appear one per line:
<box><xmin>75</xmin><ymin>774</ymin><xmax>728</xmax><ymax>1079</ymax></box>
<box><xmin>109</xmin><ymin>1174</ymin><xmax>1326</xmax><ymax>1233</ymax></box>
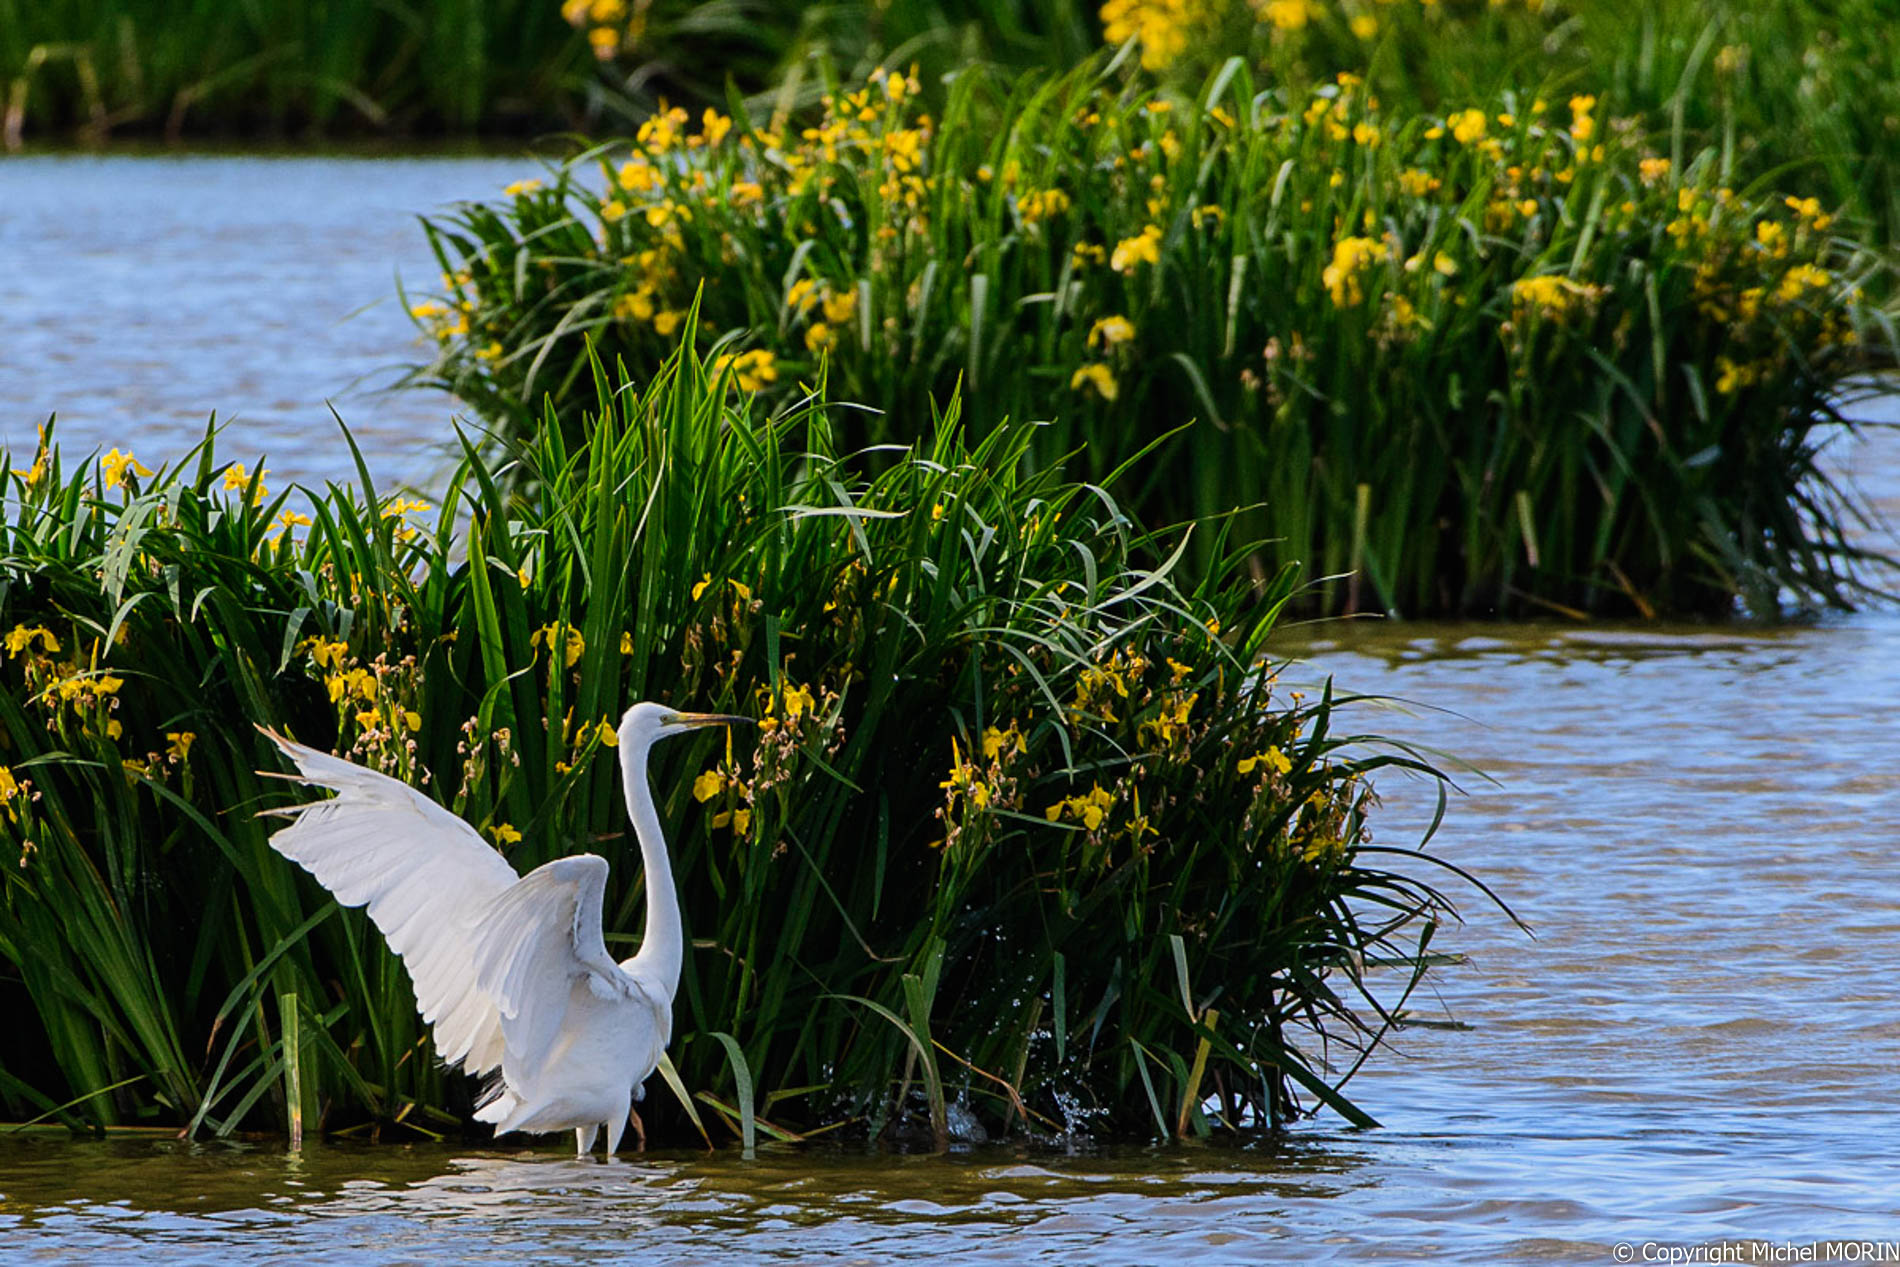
<box><xmin>40</xmin><ymin>1121</ymin><xmax>1871</xmax><ymax>1262</ymax></box>
<box><xmin>25</xmin><ymin>1118</ymin><xmax>1882</xmax><ymax>1260</ymax></box>
<box><xmin>0</xmin><ymin>1137</ymin><xmax>1400</xmax><ymax>1264</ymax></box>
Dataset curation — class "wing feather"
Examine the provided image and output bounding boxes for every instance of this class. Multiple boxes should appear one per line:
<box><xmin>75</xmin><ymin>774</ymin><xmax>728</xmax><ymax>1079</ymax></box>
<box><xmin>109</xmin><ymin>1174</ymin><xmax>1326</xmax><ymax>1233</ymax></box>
<box><xmin>471</xmin><ymin>854</ymin><xmax>627</xmax><ymax>1083</ymax></box>
<box><xmin>260</xmin><ymin>730</ymin><xmax>521</xmax><ymax>1074</ymax></box>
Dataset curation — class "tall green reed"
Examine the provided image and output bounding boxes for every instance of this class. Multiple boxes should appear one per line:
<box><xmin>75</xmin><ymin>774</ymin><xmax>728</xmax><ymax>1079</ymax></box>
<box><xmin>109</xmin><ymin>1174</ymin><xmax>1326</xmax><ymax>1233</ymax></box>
<box><xmin>0</xmin><ymin>0</ymin><xmax>592</xmax><ymax>142</ymax></box>
<box><xmin>1</xmin><ymin>0</ymin><xmax>1102</xmax><ymax>144</ymax></box>
<box><xmin>0</xmin><ymin>432</ymin><xmax>458</xmax><ymax>1136</ymax></box>
<box><xmin>0</xmin><ymin>339</ymin><xmax>1479</xmax><ymax>1142</ymax></box>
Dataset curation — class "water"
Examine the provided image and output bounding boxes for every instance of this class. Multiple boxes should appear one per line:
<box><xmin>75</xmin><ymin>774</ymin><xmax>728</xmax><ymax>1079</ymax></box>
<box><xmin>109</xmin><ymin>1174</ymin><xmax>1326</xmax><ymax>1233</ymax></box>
<box><xmin>0</xmin><ymin>151</ymin><xmax>526</xmax><ymax>491</ymax></box>
<box><xmin>4</xmin><ymin>155</ymin><xmax>1900</xmax><ymax>1261</ymax></box>
<box><xmin>0</xmin><ymin>1136</ymin><xmax>1424</xmax><ymax>1263</ymax></box>
<box><xmin>1286</xmin><ymin>615</ymin><xmax>1900</xmax><ymax>1249</ymax></box>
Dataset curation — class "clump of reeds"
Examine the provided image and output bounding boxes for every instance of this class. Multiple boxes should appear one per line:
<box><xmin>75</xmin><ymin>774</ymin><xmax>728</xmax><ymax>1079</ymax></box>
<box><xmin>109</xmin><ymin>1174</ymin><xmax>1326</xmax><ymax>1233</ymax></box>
<box><xmin>415</xmin><ymin>60</ymin><xmax>1895</xmax><ymax>618</ymax></box>
<box><xmin>1085</xmin><ymin>0</ymin><xmax>1900</xmax><ymax>246</ymax></box>
<box><xmin>0</xmin><ymin>338</ymin><xmax>1473</xmax><ymax>1143</ymax></box>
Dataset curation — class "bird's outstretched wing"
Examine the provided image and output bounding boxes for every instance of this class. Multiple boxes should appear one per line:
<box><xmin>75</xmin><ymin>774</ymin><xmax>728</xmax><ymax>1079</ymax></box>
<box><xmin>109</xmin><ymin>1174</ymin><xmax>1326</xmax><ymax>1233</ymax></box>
<box><xmin>260</xmin><ymin>729</ymin><xmax>522</xmax><ymax>1075</ymax></box>
<box><xmin>471</xmin><ymin>854</ymin><xmax>630</xmax><ymax>1083</ymax></box>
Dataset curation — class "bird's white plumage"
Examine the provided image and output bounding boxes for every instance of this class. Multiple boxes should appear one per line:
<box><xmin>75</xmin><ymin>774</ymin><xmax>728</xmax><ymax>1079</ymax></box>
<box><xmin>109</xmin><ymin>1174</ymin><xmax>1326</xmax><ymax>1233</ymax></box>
<box><xmin>258</xmin><ymin>702</ymin><xmax>741</xmax><ymax>1162</ymax></box>
<box><xmin>259</xmin><ymin>704</ymin><xmax>737</xmax><ymax>1156</ymax></box>
<box><xmin>262</xmin><ymin>737</ymin><xmax>521</xmax><ymax>1075</ymax></box>
<box><xmin>472</xmin><ymin>854</ymin><xmax>625</xmax><ymax>1078</ymax></box>
<box><xmin>261</xmin><ymin>731</ymin><xmax>662</xmax><ymax>1152</ymax></box>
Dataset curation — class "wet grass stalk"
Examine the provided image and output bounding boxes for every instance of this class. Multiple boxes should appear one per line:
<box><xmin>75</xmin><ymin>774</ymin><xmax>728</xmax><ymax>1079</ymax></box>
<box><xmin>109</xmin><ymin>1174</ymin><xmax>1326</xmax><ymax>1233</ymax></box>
<box><xmin>416</xmin><ymin>58</ymin><xmax>1896</xmax><ymax>618</ymax></box>
<box><xmin>0</xmin><ymin>336</ymin><xmax>1476</xmax><ymax>1144</ymax></box>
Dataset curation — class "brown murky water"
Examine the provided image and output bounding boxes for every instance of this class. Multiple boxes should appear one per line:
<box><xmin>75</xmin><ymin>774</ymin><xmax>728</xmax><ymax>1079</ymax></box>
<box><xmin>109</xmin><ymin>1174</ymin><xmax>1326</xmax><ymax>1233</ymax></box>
<box><xmin>4</xmin><ymin>156</ymin><xmax>1900</xmax><ymax>1262</ymax></box>
<box><xmin>0</xmin><ymin>1136</ymin><xmax>1410</xmax><ymax>1263</ymax></box>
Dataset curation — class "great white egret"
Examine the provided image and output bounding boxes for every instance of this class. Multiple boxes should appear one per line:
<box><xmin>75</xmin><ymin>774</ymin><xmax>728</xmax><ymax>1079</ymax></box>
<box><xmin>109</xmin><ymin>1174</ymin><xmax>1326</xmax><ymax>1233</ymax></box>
<box><xmin>259</xmin><ymin>702</ymin><xmax>747</xmax><ymax>1155</ymax></box>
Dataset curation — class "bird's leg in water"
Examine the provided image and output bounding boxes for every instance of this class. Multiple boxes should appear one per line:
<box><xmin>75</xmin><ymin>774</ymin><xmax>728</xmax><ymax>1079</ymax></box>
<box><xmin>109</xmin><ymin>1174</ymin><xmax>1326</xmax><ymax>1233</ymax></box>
<box><xmin>629</xmin><ymin>1105</ymin><xmax>647</xmax><ymax>1151</ymax></box>
<box><xmin>577</xmin><ymin>1124</ymin><xmax>599</xmax><ymax>1155</ymax></box>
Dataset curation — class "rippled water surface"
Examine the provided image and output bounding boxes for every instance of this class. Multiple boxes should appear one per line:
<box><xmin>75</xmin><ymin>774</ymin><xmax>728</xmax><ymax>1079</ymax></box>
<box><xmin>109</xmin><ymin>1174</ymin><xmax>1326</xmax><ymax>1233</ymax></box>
<box><xmin>1</xmin><ymin>152</ymin><xmax>523</xmax><ymax>490</ymax></box>
<box><xmin>5</xmin><ymin>156</ymin><xmax>1900</xmax><ymax>1262</ymax></box>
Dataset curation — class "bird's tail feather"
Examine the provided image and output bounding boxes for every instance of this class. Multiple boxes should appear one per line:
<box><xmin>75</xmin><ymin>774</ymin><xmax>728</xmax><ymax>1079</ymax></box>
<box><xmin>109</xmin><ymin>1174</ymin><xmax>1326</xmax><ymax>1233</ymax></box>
<box><xmin>472</xmin><ymin>1070</ymin><xmax>519</xmax><ymax>1126</ymax></box>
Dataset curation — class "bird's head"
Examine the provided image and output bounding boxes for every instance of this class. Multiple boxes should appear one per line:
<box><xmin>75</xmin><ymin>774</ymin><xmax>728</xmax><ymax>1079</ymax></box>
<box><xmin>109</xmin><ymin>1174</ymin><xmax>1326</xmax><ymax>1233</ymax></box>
<box><xmin>617</xmin><ymin>701</ymin><xmax>752</xmax><ymax>749</ymax></box>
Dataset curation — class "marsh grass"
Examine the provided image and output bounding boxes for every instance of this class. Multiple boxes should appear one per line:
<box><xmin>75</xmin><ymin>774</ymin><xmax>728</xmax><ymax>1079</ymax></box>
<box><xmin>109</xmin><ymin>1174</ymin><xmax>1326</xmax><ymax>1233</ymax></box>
<box><xmin>416</xmin><ymin>60</ymin><xmax>1896</xmax><ymax>618</ymax></box>
<box><xmin>0</xmin><ymin>336</ymin><xmax>1478</xmax><ymax>1144</ymax></box>
<box><xmin>1099</xmin><ymin>0</ymin><xmax>1900</xmax><ymax>247</ymax></box>
<box><xmin>0</xmin><ymin>0</ymin><xmax>1100</xmax><ymax>145</ymax></box>
<box><xmin>0</xmin><ymin>0</ymin><xmax>592</xmax><ymax>142</ymax></box>
<box><xmin>11</xmin><ymin>0</ymin><xmax>1895</xmax><ymax>243</ymax></box>
<box><xmin>11</xmin><ymin>0</ymin><xmax>1897</xmax><ymax>255</ymax></box>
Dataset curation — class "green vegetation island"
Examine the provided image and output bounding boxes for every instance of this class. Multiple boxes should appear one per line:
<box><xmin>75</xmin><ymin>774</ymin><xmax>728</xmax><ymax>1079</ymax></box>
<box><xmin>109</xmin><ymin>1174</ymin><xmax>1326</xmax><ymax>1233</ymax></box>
<box><xmin>0</xmin><ymin>0</ymin><xmax>1894</xmax><ymax>1149</ymax></box>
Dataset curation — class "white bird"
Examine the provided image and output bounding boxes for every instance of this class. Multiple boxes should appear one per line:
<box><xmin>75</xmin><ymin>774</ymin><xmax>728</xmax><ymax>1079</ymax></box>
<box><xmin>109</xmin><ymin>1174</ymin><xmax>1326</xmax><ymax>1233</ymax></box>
<box><xmin>258</xmin><ymin>702</ymin><xmax>747</xmax><ymax>1155</ymax></box>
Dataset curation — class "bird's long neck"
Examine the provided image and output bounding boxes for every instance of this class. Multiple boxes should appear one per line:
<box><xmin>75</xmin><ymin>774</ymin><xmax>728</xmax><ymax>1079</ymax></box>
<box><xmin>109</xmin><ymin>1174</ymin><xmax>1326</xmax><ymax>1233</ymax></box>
<box><xmin>619</xmin><ymin>738</ymin><xmax>682</xmax><ymax>1002</ymax></box>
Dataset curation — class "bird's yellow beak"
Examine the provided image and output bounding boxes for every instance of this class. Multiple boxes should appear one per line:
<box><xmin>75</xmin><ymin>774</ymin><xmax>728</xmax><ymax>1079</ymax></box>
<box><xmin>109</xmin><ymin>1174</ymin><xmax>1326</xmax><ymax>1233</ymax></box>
<box><xmin>673</xmin><ymin>712</ymin><xmax>753</xmax><ymax>729</ymax></box>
